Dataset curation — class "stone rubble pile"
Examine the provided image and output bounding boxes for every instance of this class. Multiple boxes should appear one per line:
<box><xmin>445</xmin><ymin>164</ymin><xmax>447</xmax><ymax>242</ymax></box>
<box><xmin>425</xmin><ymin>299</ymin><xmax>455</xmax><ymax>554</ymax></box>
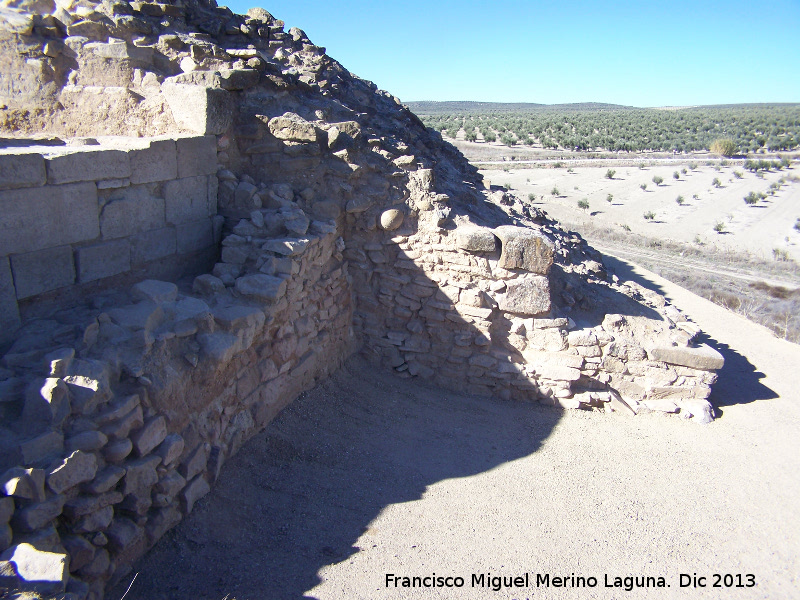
<box><xmin>0</xmin><ymin>1</ymin><xmax>724</xmax><ymax>598</ymax></box>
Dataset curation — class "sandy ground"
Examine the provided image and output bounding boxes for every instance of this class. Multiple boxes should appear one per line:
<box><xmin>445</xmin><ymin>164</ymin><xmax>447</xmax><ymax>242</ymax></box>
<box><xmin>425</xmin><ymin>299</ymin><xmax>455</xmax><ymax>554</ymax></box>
<box><xmin>481</xmin><ymin>164</ymin><xmax>800</xmax><ymax>262</ymax></box>
<box><xmin>114</xmin><ymin>255</ymin><xmax>800</xmax><ymax>600</ymax></box>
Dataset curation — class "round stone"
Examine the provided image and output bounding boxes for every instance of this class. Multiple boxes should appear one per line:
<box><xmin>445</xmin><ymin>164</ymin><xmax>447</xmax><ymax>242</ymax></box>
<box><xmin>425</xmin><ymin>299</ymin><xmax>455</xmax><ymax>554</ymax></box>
<box><xmin>380</xmin><ymin>209</ymin><xmax>404</xmax><ymax>230</ymax></box>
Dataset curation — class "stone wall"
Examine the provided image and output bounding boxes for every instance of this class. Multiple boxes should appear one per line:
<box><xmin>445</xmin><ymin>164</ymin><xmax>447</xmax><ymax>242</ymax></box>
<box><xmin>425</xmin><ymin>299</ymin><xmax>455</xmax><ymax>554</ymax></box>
<box><xmin>0</xmin><ymin>135</ymin><xmax>221</xmax><ymax>348</ymax></box>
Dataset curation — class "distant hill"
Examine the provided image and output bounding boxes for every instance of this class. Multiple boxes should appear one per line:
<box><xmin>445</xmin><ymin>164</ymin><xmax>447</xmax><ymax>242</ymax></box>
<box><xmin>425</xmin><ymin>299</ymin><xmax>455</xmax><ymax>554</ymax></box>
<box><xmin>406</xmin><ymin>101</ymin><xmax>800</xmax><ymax>115</ymax></box>
<box><xmin>404</xmin><ymin>101</ymin><xmax>636</xmax><ymax>114</ymax></box>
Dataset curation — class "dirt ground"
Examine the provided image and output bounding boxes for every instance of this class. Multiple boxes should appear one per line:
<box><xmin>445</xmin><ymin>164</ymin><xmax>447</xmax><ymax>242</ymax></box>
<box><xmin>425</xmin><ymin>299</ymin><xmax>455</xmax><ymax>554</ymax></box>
<box><xmin>113</xmin><ymin>256</ymin><xmax>800</xmax><ymax>600</ymax></box>
<box><xmin>481</xmin><ymin>164</ymin><xmax>800</xmax><ymax>262</ymax></box>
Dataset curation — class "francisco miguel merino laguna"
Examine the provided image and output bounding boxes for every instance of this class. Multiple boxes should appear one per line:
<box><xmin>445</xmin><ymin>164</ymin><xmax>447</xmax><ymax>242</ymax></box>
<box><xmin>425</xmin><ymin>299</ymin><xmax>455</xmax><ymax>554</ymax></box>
<box><xmin>385</xmin><ymin>572</ymin><xmax>669</xmax><ymax>591</ymax></box>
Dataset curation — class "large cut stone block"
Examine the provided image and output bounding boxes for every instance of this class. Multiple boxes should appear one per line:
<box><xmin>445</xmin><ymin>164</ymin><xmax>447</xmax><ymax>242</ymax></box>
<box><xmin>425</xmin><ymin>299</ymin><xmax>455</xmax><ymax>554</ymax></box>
<box><xmin>497</xmin><ymin>276</ymin><xmax>551</xmax><ymax>316</ymax></box>
<box><xmin>75</xmin><ymin>239</ymin><xmax>131</xmax><ymax>283</ymax></box>
<box><xmin>130</xmin><ymin>227</ymin><xmax>176</xmax><ymax>265</ymax></box>
<box><xmin>0</xmin><ymin>543</ymin><xmax>68</xmax><ymax>596</ymax></box>
<box><xmin>100</xmin><ymin>185</ymin><xmax>165</xmax><ymax>239</ymax></box>
<box><xmin>0</xmin><ymin>182</ymin><xmax>99</xmax><ymax>256</ymax></box>
<box><xmin>128</xmin><ymin>138</ymin><xmax>178</xmax><ymax>184</ymax></box>
<box><xmin>163</xmin><ymin>83</ymin><xmax>233</xmax><ymax>135</ymax></box>
<box><xmin>11</xmin><ymin>246</ymin><xmax>75</xmax><ymax>299</ymax></box>
<box><xmin>176</xmin><ymin>136</ymin><xmax>217</xmax><ymax>178</ymax></box>
<box><xmin>176</xmin><ymin>219</ymin><xmax>213</xmax><ymax>254</ymax></box>
<box><xmin>45</xmin><ymin>149</ymin><xmax>131</xmax><ymax>184</ymax></box>
<box><xmin>0</xmin><ymin>256</ymin><xmax>21</xmax><ymax>345</ymax></box>
<box><xmin>493</xmin><ymin>225</ymin><xmax>554</xmax><ymax>274</ymax></box>
<box><xmin>649</xmin><ymin>343</ymin><xmax>724</xmax><ymax>371</ymax></box>
<box><xmin>165</xmin><ymin>175</ymin><xmax>210</xmax><ymax>224</ymax></box>
<box><xmin>0</xmin><ymin>152</ymin><xmax>46</xmax><ymax>190</ymax></box>
<box><xmin>455</xmin><ymin>225</ymin><xmax>497</xmax><ymax>252</ymax></box>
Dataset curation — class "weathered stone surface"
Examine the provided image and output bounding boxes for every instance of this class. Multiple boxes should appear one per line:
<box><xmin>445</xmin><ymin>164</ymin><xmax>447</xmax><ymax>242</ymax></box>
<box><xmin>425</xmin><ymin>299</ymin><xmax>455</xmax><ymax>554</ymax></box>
<box><xmin>0</xmin><ymin>497</ymin><xmax>14</xmax><ymax>524</ymax></box>
<box><xmin>72</xmin><ymin>505</ymin><xmax>114</xmax><ymax>534</ymax></box>
<box><xmin>46</xmin><ymin>149</ymin><xmax>130</xmax><ymax>185</ymax></box>
<box><xmin>132</xmin><ymin>280</ymin><xmax>178</xmax><ymax>304</ymax></box>
<box><xmin>198</xmin><ymin>332</ymin><xmax>240</xmax><ymax>363</ymax></box>
<box><xmin>61</xmin><ymin>535</ymin><xmax>95</xmax><ymax>572</ymax></box>
<box><xmin>13</xmin><ymin>495</ymin><xmax>65</xmax><ymax>532</ymax></box>
<box><xmin>497</xmin><ymin>276</ymin><xmax>551</xmax><ymax>316</ymax></box>
<box><xmin>100</xmin><ymin>185</ymin><xmax>165</xmax><ymax>239</ymax></box>
<box><xmin>268</xmin><ymin>112</ymin><xmax>319</xmax><ymax>142</ymax></box>
<box><xmin>23</xmin><ymin>377</ymin><xmax>70</xmax><ymax>426</ymax></box>
<box><xmin>235</xmin><ymin>274</ymin><xmax>287</xmax><ymax>302</ymax></box>
<box><xmin>145</xmin><ymin>505</ymin><xmax>182</xmax><ymax>543</ymax></box>
<box><xmin>0</xmin><ymin>543</ymin><xmax>68</xmax><ymax>595</ymax></box>
<box><xmin>83</xmin><ymin>465</ymin><xmax>125</xmax><ymax>495</ymax></box>
<box><xmin>131</xmin><ymin>416</ymin><xmax>167</xmax><ymax>457</ymax></box>
<box><xmin>103</xmin><ymin>438</ymin><xmax>133</xmax><ymax>463</ymax></box>
<box><xmin>19</xmin><ymin>432</ymin><xmax>64</xmax><ymax>465</ymax></box>
<box><xmin>48</xmin><ymin>450</ymin><xmax>98</xmax><ymax>494</ymax></box>
<box><xmin>155</xmin><ymin>434</ymin><xmax>185</xmax><ymax>466</ymax></box>
<box><xmin>176</xmin><ymin>218</ymin><xmax>214</xmax><ymax>253</ymax></box>
<box><xmin>122</xmin><ymin>455</ymin><xmax>161</xmax><ymax>496</ymax></box>
<box><xmin>649</xmin><ymin>344</ymin><xmax>724</xmax><ymax>371</ymax></box>
<box><xmin>75</xmin><ymin>239</ymin><xmax>131</xmax><ymax>283</ymax></box>
<box><xmin>0</xmin><ymin>152</ymin><xmax>46</xmax><ymax>190</ymax></box>
<box><xmin>180</xmin><ymin>443</ymin><xmax>210</xmax><ymax>481</ymax></box>
<box><xmin>131</xmin><ymin>227</ymin><xmax>177</xmax><ymax>265</ymax></box>
<box><xmin>181</xmin><ymin>474</ymin><xmax>210</xmax><ymax>514</ymax></box>
<box><xmin>1</xmin><ymin>467</ymin><xmax>46</xmax><ymax>502</ymax></box>
<box><xmin>165</xmin><ymin>175</ymin><xmax>211</xmax><ymax>225</ymax></box>
<box><xmin>262</xmin><ymin>238</ymin><xmax>308</xmax><ymax>256</ymax></box>
<box><xmin>163</xmin><ymin>84</ymin><xmax>233</xmax><ymax>135</ymax></box>
<box><xmin>0</xmin><ymin>256</ymin><xmax>20</xmax><ymax>346</ymax></box>
<box><xmin>679</xmin><ymin>399</ymin><xmax>715</xmax><ymax>424</ymax></box>
<box><xmin>380</xmin><ymin>209</ymin><xmax>404</xmax><ymax>231</ymax></box>
<box><xmin>455</xmin><ymin>225</ymin><xmax>497</xmax><ymax>252</ymax></box>
<box><xmin>128</xmin><ymin>138</ymin><xmax>178</xmax><ymax>184</ymax></box>
<box><xmin>11</xmin><ymin>245</ymin><xmax>75</xmax><ymax>299</ymax></box>
<box><xmin>494</xmin><ymin>226</ymin><xmax>554</xmax><ymax>273</ymax></box>
<box><xmin>66</xmin><ymin>430</ymin><xmax>108</xmax><ymax>454</ymax></box>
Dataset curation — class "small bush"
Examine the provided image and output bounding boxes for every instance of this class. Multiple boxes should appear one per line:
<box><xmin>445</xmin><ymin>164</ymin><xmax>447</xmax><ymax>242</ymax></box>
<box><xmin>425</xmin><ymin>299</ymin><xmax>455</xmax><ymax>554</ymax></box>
<box><xmin>465</xmin><ymin>130</ymin><xmax>477</xmax><ymax>142</ymax></box>
<box><xmin>640</xmin><ymin>183</ymin><xmax>648</xmax><ymax>191</ymax></box>
<box><xmin>503</xmin><ymin>183</ymin><xmax>511</xmax><ymax>191</ymax></box>
<box><xmin>552</xmin><ymin>161</ymin><xmax>564</xmax><ymax>169</ymax></box>
<box><xmin>620</xmin><ymin>224</ymin><xmax>631</xmax><ymax>232</ymax></box>
<box><xmin>676</xmin><ymin>195</ymin><xmax>685</xmax><ymax>205</ymax></box>
<box><xmin>528</xmin><ymin>193</ymin><xmax>536</xmax><ymax>202</ymax></box>
<box><xmin>744</xmin><ymin>191</ymin><xmax>760</xmax><ymax>205</ymax></box>
<box><xmin>567</xmin><ymin>167</ymin><xmax>574</xmax><ymax>173</ymax></box>
<box><xmin>673</xmin><ymin>171</ymin><xmax>680</xmax><ymax>180</ymax></box>
<box><xmin>652</xmin><ymin>175</ymin><xmax>664</xmax><ymax>185</ymax></box>
<box><xmin>714</xmin><ymin>221</ymin><xmax>726</xmax><ymax>233</ymax></box>
<box><xmin>773</xmin><ymin>248</ymin><xmax>790</xmax><ymax>261</ymax></box>
<box><xmin>712</xmin><ymin>177</ymin><xmax>722</xmax><ymax>188</ymax></box>
<box><xmin>643</xmin><ymin>211</ymin><xmax>655</xmax><ymax>220</ymax></box>
<box><xmin>711</xmin><ymin>139</ymin><xmax>737</xmax><ymax>156</ymax></box>
<box><xmin>578</xmin><ymin>199</ymin><xmax>590</xmax><ymax>211</ymax></box>
<box><xmin>681</xmin><ymin>168</ymin><xmax>688</xmax><ymax>175</ymax></box>
<box><xmin>551</xmin><ymin>186</ymin><xmax>560</xmax><ymax>196</ymax></box>
<box><xmin>605</xmin><ymin>169</ymin><xmax>616</xmax><ymax>179</ymax></box>
<box><xmin>734</xmin><ymin>170</ymin><xmax>743</xmax><ymax>179</ymax></box>
<box><xmin>794</xmin><ymin>218</ymin><xmax>800</xmax><ymax>232</ymax></box>
<box><xmin>693</xmin><ymin>194</ymin><xmax>700</xmax><ymax>200</ymax></box>
<box><xmin>606</xmin><ymin>193</ymin><xmax>613</xmax><ymax>203</ymax></box>
<box><xmin>689</xmin><ymin>161</ymin><xmax>698</xmax><ymax>170</ymax></box>
<box><xmin>638</xmin><ymin>162</ymin><xmax>646</xmax><ymax>169</ymax></box>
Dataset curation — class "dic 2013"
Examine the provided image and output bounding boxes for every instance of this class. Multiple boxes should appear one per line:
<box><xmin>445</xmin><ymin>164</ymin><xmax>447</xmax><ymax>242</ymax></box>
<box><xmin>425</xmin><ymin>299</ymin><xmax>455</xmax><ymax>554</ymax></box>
<box><xmin>680</xmin><ymin>573</ymin><xmax>756</xmax><ymax>588</ymax></box>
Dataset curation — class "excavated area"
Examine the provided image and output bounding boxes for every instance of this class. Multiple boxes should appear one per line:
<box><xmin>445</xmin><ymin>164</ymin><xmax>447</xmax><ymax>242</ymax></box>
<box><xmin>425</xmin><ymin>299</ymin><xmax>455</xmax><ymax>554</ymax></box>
<box><xmin>0</xmin><ymin>2</ymin><xmax>725</xmax><ymax>598</ymax></box>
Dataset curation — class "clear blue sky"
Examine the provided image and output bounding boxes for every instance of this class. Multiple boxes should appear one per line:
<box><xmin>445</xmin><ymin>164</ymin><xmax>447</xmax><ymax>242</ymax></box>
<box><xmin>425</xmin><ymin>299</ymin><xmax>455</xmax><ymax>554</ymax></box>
<box><xmin>225</xmin><ymin>0</ymin><xmax>800</xmax><ymax>107</ymax></box>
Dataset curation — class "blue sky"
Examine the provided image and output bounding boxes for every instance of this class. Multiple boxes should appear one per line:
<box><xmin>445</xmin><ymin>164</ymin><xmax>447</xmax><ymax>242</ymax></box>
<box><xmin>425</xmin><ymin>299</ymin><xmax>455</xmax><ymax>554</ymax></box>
<box><xmin>225</xmin><ymin>0</ymin><xmax>800</xmax><ymax>107</ymax></box>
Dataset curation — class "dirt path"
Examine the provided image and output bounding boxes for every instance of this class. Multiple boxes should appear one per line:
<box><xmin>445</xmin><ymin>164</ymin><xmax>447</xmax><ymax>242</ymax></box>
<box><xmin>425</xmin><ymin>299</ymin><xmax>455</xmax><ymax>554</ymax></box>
<box><xmin>115</xmin><ymin>260</ymin><xmax>800</xmax><ymax>600</ymax></box>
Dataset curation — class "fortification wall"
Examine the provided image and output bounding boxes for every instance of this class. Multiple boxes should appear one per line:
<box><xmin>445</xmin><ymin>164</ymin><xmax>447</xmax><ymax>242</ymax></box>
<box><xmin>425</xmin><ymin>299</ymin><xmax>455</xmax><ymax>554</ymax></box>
<box><xmin>0</xmin><ymin>136</ymin><xmax>221</xmax><ymax>347</ymax></box>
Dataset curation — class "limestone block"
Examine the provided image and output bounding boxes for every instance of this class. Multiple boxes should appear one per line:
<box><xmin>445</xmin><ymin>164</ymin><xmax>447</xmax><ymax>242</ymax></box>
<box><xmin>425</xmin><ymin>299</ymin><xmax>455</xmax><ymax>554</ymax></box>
<box><xmin>165</xmin><ymin>175</ymin><xmax>211</xmax><ymax>225</ymax></box>
<box><xmin>268</xmin><ymin>112</ymin><xmax>319</xmax><ymax>142</ymax></box>
<box><xmin>198</xmin><ymin>332</ymin><xmax>240</xmax><ymax>363</ymax></box>
<box><xmin>105</xmin><ymin>517</ymin><xmax>145</xmax><ymax>564</ymax></box>
<box><xmin>649</xmin><ymin>344</ymin><xmax>724</xmax><ymax>371</ymax></box>
<box><xmin>19</xmin><ymin>431</ymin><xmax>64</xmax><ymax>465</ymax></box>
<box><xmin>101</xmin><ymin>404</ymin><xmax>143</xmax><ymax>440</ymax></box>
<box><xmin>107</xmin><ymin>302</ymin><xmax>163</xmax><ymax>331</ymax></box>
<box><xmin>678</xmin><ymin>399</ymin><xmax>715</xmax><ymax>424</ymax></box>
<box><xmin>235</xmin><ymin>273</ymin><xmax>287</xmax><ymax>303</ymax></box>
<box><xmin>0</xmin><ymin>497</ymin><xmax>13</xmax><ymax>524</ymax></box>
<box><xmin>0</xmin><ymin>182</ymin><xmax>99</xmax><ymax>256</ymax></box>
<box><xmin>1</xmin><ymin>467</ymin><xmax>46</xmax><ymax>502</ymax></box>
<box><xmin>181</xmin><ymin>474</ymin><xmax>211</xmax><ymax>514</ymax></box>
<box><xmin>10</xmin><ymin>245</ymin><xmax>75</xmax><ymax>299</ymax></box>
<box><xmin>0</xmin><ymin>543</ymin><xmax>68</xmax><ymax>596</ymax></box>
<box><xmin>455</xmin><ymin>225</ymin><xmax>497</xmax><ymax>252</ymax></box>
<box><xmin>66</xmin><ymin>430</ymin><xmax>108</xmax><ymax>454</ymax></box>
<box><xmin>13</xmin><ymin>495</ymin><xmax>65</xmax><ymax>532</ymax></box>
<box><xmin>46</xmin><ymin>149</ymin><xmax>130</xmax><ymax>185</ymax></box>
<box><xmin>130</xmin><ymin>416</ymin><xmax>167</xmax><ymax>457</ymax></box>
<box><xmin>83</xmin><ymin>465</ymin><xmax>125</xmax><ymax>495</ymax></box>
<box><xmin>493</xmin><ymin>226</ymin><xmax>554</xmax><ymax>274</ymax></box>
<box><xmin>131</xmin><ymin>227</ymin><xmax>177</xmax><ymax>265</ymax></box>
<box><xmin>100</xmin><ymin>185</ymin><xmax>165</xmax><ymax>238</ymax></box>
<box><xmin>0</xmin><ymin>257</ymin><xmax>20</xmax><ymax>345</ymax></box>
<box><xmin>497</xmin><ymin>276</ymin><xmax>551</xmax><ymax>316</ymax></box>
<box><xmin>103</xmin><ymin>438</ymin><xmax>132</xmax><ymax>463</ymax></box>
<box><xmin>180</xmin><ymin>443</ymin><xmax>210</xmax><ymax>481</ymax></box>
<box><xmin>174</xmin><ymin>136</ymin><xmax>218</xmax><ymax>178</ymax></box>
<box><xmin>47</xmin><ymin>450</ymin><xmax>98</xmax><ymax>494</ymax></box>
<box><xmin>642</xmin><ymin>399</ymin><xmax>680</xmax><ymax>413</ymax></box>
<box><xmin>61</xmin><ymin>535</ymin><xmax>95</xmax><ymax>572</ymax></box>
<box><xmin>122</xmin><ymin>455</ymin><xmax>160</xmax><ymax>496</ymax></box>
<box><xmin>132</xmin><ymin>280</ymin><xmax>178</xmax><ymax>304</ymax></box>
<box><xmin>263</xmin><ymin>238</ymin><xmax>308</xmax><ymax>256</ymax></box>
<box><xmin>163</xmin><ymin>83</ymin><xmax>233</xmax><ymax>135</ymax></box>
<box><xmin>146</xmin><ymin>505</ymin><xmax>182</xmax><ymax>544</ymax></box>
<box><xmin>0</xmin><ymin>153</ymin><xmax>46</xmax><ymax>190</ymax></box>
<box><xmin>23</xmin><ymin>376</ymin><xmax>70</xmax><ymax>427</ymax></box>
<box><xmin>176</xmin><ymin>218</ymin><xmax>213</xmax><ymax>253</ymax></box>
<box><xmin>76</xmin><ymin>239</ymin><xmax>130</xmax><ymax>283</ymax></box>
<box><xmin>84</xmin><ymin>39</ymin><xmax>153</xmax><ymax>63</ymax></box>
<box><xmin>380</xmin><ymin>209</ymin><xmax>404</xmax><ymax>231</ymax></box>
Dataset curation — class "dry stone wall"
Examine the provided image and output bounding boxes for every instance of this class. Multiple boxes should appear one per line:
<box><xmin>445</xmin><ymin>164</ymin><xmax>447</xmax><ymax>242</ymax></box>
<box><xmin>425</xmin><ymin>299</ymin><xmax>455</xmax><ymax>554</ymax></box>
<box><xmin>0</xmin><ymin>135</ymin><xmax>222</xmax><ymax>347</ymax></box>
<box><xmin>0</xmin><ymin>0</ymin><xmax>725</xmax><ymax>598</ymax></box>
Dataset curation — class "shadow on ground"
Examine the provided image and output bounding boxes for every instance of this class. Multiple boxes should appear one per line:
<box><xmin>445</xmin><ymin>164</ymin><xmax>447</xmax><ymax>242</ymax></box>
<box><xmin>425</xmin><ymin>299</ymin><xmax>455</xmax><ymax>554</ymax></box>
<box><xmin>112</xmin><ymin>357</ymin><xmax>562</xmax><ymax>600</ymax></box>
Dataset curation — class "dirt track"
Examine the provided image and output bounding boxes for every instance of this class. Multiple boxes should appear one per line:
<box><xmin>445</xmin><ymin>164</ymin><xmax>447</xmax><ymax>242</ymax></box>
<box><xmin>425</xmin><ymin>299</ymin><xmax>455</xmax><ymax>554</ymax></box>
<box><xmin>115</xmin><ymin>257</ymin><xmax>800</xmax><ymax>600</ymax></box>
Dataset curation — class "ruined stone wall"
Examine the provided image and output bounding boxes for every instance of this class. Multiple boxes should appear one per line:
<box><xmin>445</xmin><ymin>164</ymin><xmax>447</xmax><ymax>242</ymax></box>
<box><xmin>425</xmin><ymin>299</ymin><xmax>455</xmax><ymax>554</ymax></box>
<box><xmin>0</xmin><ymin>135</ymin><xmax>221</xmax><ymax>347</ymax></box>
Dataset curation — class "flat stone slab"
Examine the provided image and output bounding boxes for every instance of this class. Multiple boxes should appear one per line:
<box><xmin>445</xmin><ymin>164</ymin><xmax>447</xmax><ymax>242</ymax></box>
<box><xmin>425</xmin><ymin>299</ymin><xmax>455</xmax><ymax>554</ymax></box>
<box><xmin>493</xmin><ymin>225</ymin><xmax>554</xmax><ymax>274</ymax></box>
<box><xmin>234</xmin><ymin>274</ymin><xmax>287</xmax><ymax>303</ymax></box>
<box><xmin>497</xmin><ymin>276</ymin><xmax>551</xmax><ymax>316</ymax></box>
<box><xmin>649</xmin><ymin>343</ymin><xmax>724</xmax><ymax>371</ymax></box>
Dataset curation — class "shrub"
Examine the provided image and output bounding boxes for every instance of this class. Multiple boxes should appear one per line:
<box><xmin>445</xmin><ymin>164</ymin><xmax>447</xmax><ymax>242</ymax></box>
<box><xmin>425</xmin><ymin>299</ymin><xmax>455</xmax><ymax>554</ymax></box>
<box><xmin>652</xmin><ymin>175</ymin><xmax>664</xmax><ymax>185</ymax></box>
<box><xmin>734</xmin><ymin>170</ymin><xmax>743</xmax><ymax>179</ymax></box>
<box><xmin>689</xmin><ymin>161</ymin><xmax>698</xmax><ymax>170</ymax></box>
<box><xmin>676</xmin><ymin>195</ymin><xmax>685</xmax><ymax>205</ymax></box>
<box><xmin>693</xmin><ymin>193</ymin><xmax>700</xmax><ymax>200</ymax></box>
<box><xmin>714</xmin><ymin>221</ymin><xmax>726</xmax><ymax>233</ymax></box>
<box><xmin>552</xmin><ymin>161</ymin><xmax>564</xmax><ymax>168</ymax></box>
<box><xmin>483</xmin><ymin>130</ymin><xmax>497</xmax><ymax>143</ymax></box>
<box><xmin>640</xmin><ymin>183</ymin><xmax>648</xmax><ymax>191</ymax></box>
<box><xmin>567</xmin><ymin>167</ymin><xmax>574</xmax><ymax>173</ymax></box>
<box><xmin>620</xmin><ymin>224</ymin><xmax>631</xmax><ymax>232</ymax></box>
<box><xmin>681</xmin><ymin>168</ymin><xmax>688</xmax><ymax>175</ymax></box>
<box><xmin>643</xmin><ymin>211</ymin><xmax>655</xmax><ymax>220</ymax></box>
<box><xmin>503</xmin><ymin>183</ymin><xmax>511</xmax><ymax>191</ymax></box>
<box><xmin>551</xmin><ymin>186</ymin><xmax>560</xmax><ymax>196</ymax></box>
<box><xmin>578</xmin><ymin>199</ymin><xmax>590</xmax><ymax>211</ymax></box>
<box><xmin>606</xmin><ymin>193</ymin><xmax>613</xmax><ymax>203</ymax></box>
<box><xmin>710</xmin><ymin>139</ymin><xmax>737</xmax><ymax>156</ymax></box>
<box><xmin>794</xmin><ymin>218</ymin><xmax>800</xmax><ymax>232</ymax></box>
<box><xmin>673</xmin><ymin>171</ymin><xmax>680</xmax><ymax>180</ymax></box>
<box><xmin>744</xmin><ymin>191</ymin><xmax>760</xmax><ymax>205</ymax></box>
<box><xmin>638</xmin><ymin>162</ymin><xmax>646</xmax><ymax>169</ymax></box>
<box><xmin>605</xmin><ymin>169</ymin><xmax>616</xmax><ymax>179</ymax></box>
<box><xmin>465</xmin><ymin>130</ymin><xmax>477</xmax><ymax>142</ymax></box>
<box><xmin>528</xmin><ymin>193</ymin><xmax>536</xmax><ymax>202</ymax></box>
<box><xmin>712</xmin><ymin>177</ymin><xmax>722</xmax><ymax>188</ymax></box>
<box><xmin>773</xmin><ymin>248</ymin><xmax>790</xmax><ymax>261</ymax></box>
